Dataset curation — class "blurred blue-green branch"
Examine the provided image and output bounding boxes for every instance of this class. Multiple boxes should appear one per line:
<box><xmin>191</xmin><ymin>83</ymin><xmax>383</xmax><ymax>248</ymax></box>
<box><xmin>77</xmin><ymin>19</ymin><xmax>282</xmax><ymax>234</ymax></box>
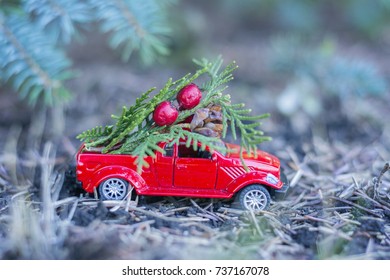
<box><xmin>0</xmin><ymin>0</ymin><xmax>175</xmax><ymax>106</ymax></box>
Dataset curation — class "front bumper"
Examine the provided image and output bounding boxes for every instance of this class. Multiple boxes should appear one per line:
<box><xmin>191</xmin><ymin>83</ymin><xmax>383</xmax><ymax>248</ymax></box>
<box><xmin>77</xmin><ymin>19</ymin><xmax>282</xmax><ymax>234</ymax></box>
<box><xmin>273</xmin><ymin>171</ymin><xmax>290</xmax><ymax>200</ymax></box>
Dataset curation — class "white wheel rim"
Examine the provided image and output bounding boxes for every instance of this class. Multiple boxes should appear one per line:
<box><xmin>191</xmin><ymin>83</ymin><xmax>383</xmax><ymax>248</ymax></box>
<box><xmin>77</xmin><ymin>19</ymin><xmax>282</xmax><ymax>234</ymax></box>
<box><xmin>101</xmin><ymin>178</ymin><xmax>127</xmax><ymax>200</ymax></box>
<box><xmin>243</xmin><ymin>189</ymin><xmax>267</xmax><ymax>211</ymax></box>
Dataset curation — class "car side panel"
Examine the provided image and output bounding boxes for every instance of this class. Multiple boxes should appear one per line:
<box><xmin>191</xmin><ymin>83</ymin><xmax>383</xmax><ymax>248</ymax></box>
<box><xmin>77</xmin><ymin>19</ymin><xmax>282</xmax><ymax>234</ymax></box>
<box><xmin>86</xmin><ymin>165</ymin><xmax>148</xmax><ymax>194</ymax></box>
<box><xmin>76</xmin><ymin>141</ymin><xmax>285</xmax><ymax>200</ymax></box>
<box><xmin>77</xmin><ymin>150</ymin><xmax>158</xmax><ymax>193</ymax></box>
<box><xmin>216</xmin><ymin>165</ymin><xmax>248</xmax><ymax>190</ymax></box>
<box><xmin>225</xmin><ymin>171</ymin><xmax>284</xmax><ymax>195</ymax></box>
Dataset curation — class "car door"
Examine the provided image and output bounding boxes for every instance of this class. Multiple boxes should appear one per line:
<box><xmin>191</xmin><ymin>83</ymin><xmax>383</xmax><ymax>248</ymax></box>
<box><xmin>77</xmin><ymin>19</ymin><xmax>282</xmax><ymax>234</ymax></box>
<box><xmin>154</xmin><ymin>143</ymin><xmax>175</xmax><ymax>188</ymax></box>
<box><xmin>173</xmin><ymin>143</ymin><xmax>217</xmax><ymax>189</ymax></box>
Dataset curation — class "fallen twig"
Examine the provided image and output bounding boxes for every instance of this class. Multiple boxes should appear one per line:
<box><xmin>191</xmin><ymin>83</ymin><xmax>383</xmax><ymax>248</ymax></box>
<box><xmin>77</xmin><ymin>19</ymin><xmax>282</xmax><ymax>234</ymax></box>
<box><xmin>330</xmin><ymin>196</ymin><xmax>383</xmax><ymax>218</ymax></box>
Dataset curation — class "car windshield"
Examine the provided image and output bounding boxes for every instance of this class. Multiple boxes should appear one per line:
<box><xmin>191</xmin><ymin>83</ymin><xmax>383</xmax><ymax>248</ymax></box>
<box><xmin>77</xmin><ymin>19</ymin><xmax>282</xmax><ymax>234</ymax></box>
<box><xmin>212</xmin><ymin>139</ymin><xmax>227</xmax><ymax>156</ymax></box>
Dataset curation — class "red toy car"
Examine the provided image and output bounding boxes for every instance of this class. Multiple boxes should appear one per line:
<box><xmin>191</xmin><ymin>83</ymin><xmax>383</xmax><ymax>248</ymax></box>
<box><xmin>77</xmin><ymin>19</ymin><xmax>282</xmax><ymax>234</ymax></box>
<box><xmin>76</xmin><ymin>140</ymin><xmax>288</xmax><ymax>211</ymax></box>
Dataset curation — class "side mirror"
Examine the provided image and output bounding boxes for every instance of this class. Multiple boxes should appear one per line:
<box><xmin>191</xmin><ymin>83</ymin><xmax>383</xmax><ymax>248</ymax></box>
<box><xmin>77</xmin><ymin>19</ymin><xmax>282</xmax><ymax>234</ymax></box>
<box><xmin>212</xmin><ymin>154</ymin><xmax>218</xmax><ymax>161</ymax></box>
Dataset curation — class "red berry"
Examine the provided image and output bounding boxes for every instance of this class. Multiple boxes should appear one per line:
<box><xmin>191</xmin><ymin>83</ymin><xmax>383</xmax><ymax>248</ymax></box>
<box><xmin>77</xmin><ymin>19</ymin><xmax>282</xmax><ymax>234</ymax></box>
<box><xmin>177</xmin><ymin>83</ymin><xmax>202</xmax><ymax>110</ymax></box>
<box><xmin>153</xmin><ymin>101</ymin><xmax>178</xmax><ymax>126</ymax></box>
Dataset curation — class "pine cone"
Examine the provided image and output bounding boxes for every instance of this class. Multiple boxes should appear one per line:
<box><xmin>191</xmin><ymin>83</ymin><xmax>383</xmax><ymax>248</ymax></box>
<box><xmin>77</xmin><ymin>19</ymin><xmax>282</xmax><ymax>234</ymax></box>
<box><xmin>191</xmin><ymin>104</ymin><xmax>224</xmax><ymax>137</ymax></box>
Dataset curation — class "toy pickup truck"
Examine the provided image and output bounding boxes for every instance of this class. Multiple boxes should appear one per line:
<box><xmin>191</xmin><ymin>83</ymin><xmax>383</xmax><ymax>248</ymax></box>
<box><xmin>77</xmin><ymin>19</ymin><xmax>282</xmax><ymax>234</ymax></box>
<box><xmin>76</xmin><ymin>140</ymin><xmax>288</xmax><ymax>211</ymax></box>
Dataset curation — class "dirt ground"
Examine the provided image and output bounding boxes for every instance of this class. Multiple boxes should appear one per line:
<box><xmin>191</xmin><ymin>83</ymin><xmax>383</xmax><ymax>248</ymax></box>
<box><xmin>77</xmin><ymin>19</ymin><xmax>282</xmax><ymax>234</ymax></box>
<box><xmin>0</xmin><ymin>1</ymin><xmax>390</xmax><ymax>259</ymax></box>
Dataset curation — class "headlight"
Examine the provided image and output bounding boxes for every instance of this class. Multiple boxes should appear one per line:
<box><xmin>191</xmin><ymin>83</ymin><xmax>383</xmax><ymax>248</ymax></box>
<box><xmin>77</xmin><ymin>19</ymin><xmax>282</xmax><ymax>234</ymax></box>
<box><xmin>266</xmin><ymin>173</ymin><xmax>279</xmax><ymax>185</ymax></box>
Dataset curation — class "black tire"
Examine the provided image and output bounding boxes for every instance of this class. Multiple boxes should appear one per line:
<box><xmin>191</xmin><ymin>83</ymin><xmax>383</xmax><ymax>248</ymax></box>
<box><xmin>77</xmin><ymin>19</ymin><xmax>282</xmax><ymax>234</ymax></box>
<box><xmin>99</xmin><ymin>178</ymin><xmax>128</xmax><ymax>200</ymax></box>
<box><xmin>238</xmin><ymin>185</ymin><xmax>271</xmax><ymax>211</ymax></box>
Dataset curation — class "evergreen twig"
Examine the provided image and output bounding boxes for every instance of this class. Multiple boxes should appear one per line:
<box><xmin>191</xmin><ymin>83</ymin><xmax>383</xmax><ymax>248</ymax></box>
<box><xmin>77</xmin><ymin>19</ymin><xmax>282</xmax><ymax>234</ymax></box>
<box><xmin>77</xmin><ymin>57</ymin><xmax>271</xmax><ymax>172</ymax></box>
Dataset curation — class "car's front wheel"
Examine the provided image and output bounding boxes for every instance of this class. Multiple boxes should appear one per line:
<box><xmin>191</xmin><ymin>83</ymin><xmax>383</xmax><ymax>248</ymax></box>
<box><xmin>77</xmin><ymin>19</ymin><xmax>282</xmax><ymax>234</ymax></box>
<box><xmin>99</xmin><ymin>178</ymin><xmax>128</xmax><ymax>200</ymax></box>
<box><xmin>238</xmin><ymin>185</ymin><xmax>271</xmax><ymax>211</ymax></box>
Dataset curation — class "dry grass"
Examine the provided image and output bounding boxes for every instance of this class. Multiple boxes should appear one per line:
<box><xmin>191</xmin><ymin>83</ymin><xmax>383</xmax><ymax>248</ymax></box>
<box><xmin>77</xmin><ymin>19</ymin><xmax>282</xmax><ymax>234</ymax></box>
<box><xmin>0</xmin><ymin>115</ymin><xmax>389</xmax><ymax>260</ymax></box>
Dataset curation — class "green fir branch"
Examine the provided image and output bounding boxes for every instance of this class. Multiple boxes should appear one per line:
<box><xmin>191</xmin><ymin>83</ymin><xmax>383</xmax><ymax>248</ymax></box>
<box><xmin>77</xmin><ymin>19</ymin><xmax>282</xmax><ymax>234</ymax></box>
<box><xmin>77</xmin><ymin>57</ymin><xmax>271</xmax><ymax>173</ymax></box>
<box><xmin>78</xmin><ymin>65</ymin><xmax>209</xmax><ymax>151</ymax></box>
<box><xmin>0</xmin><ymin>0</ymin><xmax>176</xmax><ymax>106</ymax></box>
<box><xmin>90</xmin><ymin>0</ymin><xmax>171</xmax><ymax>64</ymax></box>
<box><xmin>0</xmin><ymin>13</ymin><xmax>73</xmax><ymax>105</ymax></box>
<box><xmin>76</xmin><ymin>125</ymin><xmax>113</xmax><ymax>143</ymax></box>
<box><xmin>23</xmin><ymin>0</ymin><xmax>92</xmax><ymax>44</ymax></box>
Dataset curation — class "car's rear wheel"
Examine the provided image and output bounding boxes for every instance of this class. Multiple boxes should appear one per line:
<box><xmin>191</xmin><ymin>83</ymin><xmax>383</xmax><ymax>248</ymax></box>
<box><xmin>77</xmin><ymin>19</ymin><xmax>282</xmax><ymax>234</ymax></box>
<box><xmin>99</xmin><ymin>178</ymin><xmax>128</xmax><ymax>200</ymax></box>
<box><xmin>238</xmin><ymin>185</ymin><xmax>271</xmax><ymax>211</ymax></box>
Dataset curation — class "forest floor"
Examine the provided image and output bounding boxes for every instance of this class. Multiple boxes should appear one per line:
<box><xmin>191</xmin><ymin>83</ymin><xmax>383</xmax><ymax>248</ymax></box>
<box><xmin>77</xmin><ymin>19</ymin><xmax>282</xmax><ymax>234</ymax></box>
<box><xmin>1</xmin><ymin>2</ymin><xmax>390</xmax><ymax>260</ymax></box>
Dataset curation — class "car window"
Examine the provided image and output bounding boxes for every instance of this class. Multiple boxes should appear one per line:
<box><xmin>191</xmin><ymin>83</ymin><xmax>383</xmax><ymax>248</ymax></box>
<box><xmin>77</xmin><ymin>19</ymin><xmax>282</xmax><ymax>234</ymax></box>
<box><xmin>178</xmin><ymin>144</ymin><xmax>212</xmax><ymax>159</ymax></box>
<box><xmin>163</xmin><ymin>144</ymin><xmax>174</xmax><ymax>157</ymax></box>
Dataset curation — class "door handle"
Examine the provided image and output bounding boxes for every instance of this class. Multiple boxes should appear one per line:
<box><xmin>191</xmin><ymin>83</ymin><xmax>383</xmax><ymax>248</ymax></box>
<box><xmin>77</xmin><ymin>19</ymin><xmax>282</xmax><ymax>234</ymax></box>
<box><xmin>177</xmin><ymin>165</ymin><xmax>187</xmax><ymax>170</ymax></box>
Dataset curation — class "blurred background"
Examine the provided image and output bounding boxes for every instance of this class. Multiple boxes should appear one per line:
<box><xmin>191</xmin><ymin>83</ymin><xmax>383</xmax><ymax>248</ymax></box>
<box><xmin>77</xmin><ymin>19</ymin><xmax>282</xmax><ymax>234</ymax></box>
<box><xmin>1</xmin><ymin>0</ymin><xmax>390</xmax><ymax>260</ymax></box>
<box><xmin>1</xmin><ymin>0</ymin><xmax>389</xmax><ymax>156</ymax></box>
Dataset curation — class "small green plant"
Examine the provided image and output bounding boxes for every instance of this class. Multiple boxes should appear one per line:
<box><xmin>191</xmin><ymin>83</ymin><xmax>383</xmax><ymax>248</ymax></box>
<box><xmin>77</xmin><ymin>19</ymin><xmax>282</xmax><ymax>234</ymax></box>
<box><xmin>77</xmin><ymin>57</ymin><xmax>271</xmax><ymax>172</ymax></box>
<box><xmin>269</xmin><ymin>37</ymin><xmax>388</xmax><ymax>116</ymax></box>
<box><xmin>0</xmin><ymin>0</ymin><xmax>174</xmax><ymax>106</ymax></box>
<box><xmin>217</xmin><ymin>0</ymin><xmax>390</xmax><ymax>37</ymax></box>
<box><xmin>270</xmin><ymin>37</ymin><xmax>388</xmax><ymax>98</ymax></box>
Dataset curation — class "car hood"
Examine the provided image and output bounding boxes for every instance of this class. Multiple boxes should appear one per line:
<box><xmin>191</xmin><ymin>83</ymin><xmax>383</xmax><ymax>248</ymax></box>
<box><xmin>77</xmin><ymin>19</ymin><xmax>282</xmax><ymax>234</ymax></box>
<box><xmin>225</xmin><ymin>143</ymin><xmax>280</xmax><ymax>170</ymax></box>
